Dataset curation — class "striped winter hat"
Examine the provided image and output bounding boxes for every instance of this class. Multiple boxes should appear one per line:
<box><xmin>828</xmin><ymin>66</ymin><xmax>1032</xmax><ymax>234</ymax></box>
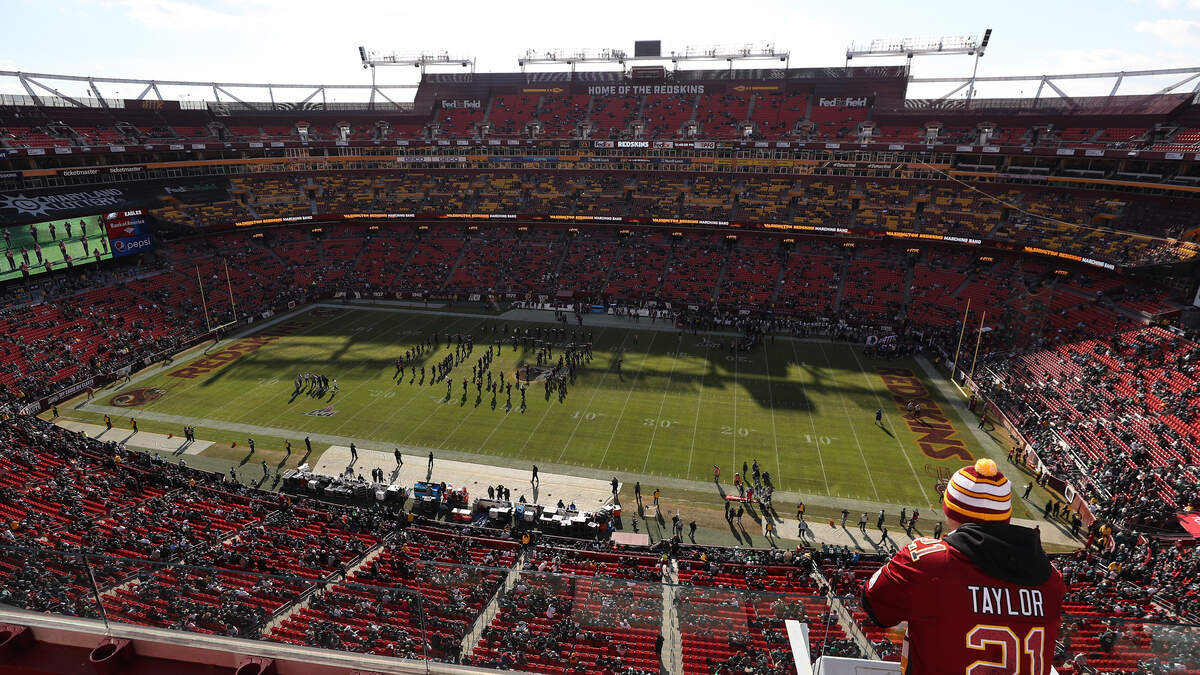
<box><xmin>942</xmin><ymin>458</ymin><xmax>1012</xmax><ymax>524</ymax></box>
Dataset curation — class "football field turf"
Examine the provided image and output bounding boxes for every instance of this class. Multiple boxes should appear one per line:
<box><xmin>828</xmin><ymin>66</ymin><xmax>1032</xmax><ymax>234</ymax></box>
<box><xmin>99</xmin><ymin>305</ymin><xmax>997</xmax><ymax>509</ymax></box>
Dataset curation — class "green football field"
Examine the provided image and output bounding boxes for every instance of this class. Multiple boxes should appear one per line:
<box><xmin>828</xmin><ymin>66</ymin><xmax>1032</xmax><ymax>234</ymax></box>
<box><xmin>97</xmin><ymin>305</ymin><xmax>1000</xmax><ymax>510</ymax></box>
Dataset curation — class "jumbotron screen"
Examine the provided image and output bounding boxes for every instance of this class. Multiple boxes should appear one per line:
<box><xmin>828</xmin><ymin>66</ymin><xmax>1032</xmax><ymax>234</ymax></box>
<box><xmin>0</xmin><ymin>211</ymin><xmax>152</xmax><ymax>283</ymax></box>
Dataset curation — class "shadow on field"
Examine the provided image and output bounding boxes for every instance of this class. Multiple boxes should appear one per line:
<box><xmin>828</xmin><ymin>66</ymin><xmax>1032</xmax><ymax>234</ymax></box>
<box><xmin>729</xmin><ymin>518</ymin><xmax>754</xmax><ymax>547</ymax></box>
<box><xmin>182</xmin><ymin>315</ymin><xmax>941</xmax><ymax>416</ymax></box>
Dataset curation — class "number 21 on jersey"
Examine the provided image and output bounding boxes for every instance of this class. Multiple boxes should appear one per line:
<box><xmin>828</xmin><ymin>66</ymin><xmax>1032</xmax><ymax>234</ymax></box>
<box><xmin>966</xmin><ymin>625</ymin><xmax>1044</xmax><ymax>675</ymax></box>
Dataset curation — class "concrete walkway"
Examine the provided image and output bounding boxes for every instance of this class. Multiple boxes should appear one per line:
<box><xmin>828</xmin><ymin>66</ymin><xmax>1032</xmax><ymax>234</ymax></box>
<box><xmin>314</xmin><ymin>445</ymin><xmax>616</xmax><ymax>510</ymax></box>
<box><xmin>55</xmin><ymin>420</ymin><xmax>213</xmax><ymax>455</ymax></box>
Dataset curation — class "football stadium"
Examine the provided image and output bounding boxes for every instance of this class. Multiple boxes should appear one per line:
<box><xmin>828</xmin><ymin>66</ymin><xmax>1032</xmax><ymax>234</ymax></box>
<box><xmin>1</xmin><ymin>9</ymin><xmax>1200</xmax><ymax>674</ymax></box>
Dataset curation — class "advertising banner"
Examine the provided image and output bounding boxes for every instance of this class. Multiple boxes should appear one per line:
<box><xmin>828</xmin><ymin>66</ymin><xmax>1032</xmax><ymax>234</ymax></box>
<box><xmin>0</xmin><ymin>184</ymin><xmax>162</xmax><ymax>225</ymax></box>
<box><xmin>111</xmin><ymin>233</ymin><xmax>154</xmax><ymax>257</ymax></box>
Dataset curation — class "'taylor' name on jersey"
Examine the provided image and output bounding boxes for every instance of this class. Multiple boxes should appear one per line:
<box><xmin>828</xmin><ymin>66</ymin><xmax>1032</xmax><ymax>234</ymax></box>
<box><xmin>968</xmin><ymin>585</ymin><xmax>1047</xmax><ymax>617</ymax></box>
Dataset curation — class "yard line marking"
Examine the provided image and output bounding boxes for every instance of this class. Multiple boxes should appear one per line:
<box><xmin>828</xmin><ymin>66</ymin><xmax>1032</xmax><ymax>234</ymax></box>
<box><xmin>732</xmin><ymin>342</ymin><xmax>738</xmax><ymax>476</ymax></box>
<box><xmin>129</xmin><ymin>305</ymin><xmax>347</xmax><ymax>413</ymax></box>
<box><xmin>684</xmin><ymin>338</ymin><xmax>712</xmax><ymax>480</ymax></box>
<box><xmin>363</xmin><ymin>316</ymin><xmax>473</xmax><ymax>440</ymax></box>
<box><xmin>325</xmin><ymin>313</ymin><xmax>451</xmax><ymax>437</ymax></box>
<box><xmin>846</xmin><ymin>346</ymin><xmax>930</xmax><ymax>499</ymax></box>
<box><xmin>641</xmin><ymin>332</ymin><xmax>683</xmax><ymax>472</ymax></box>
<box><xmin>434</xmin><ymin>320</ymin><xmax>520</xmax><ymax>448</ymax></box>
<box><xmin>530</xmin><ymin>328</ymin><xmax>631</xmax><ymax>461</ymax></box>
<box><xmin>553</xmin><ymin>327</ymin><xmax>615</xmax><ymax>461</ymax></box>
<box><xmin>816</xmin><ymin>341</ymin><xmax>879</xmax><ymax>501</ymax></box>
<box><xmin>596</xmin><ymin>330</ymin><xmax>659</xmax><ymax>469</ymax></box>
<box><xmin>276</xmin><ymin>310</ymin><xmax>398</xmax><ymax>432</ymax></box>
<box><xmin>207</xmin><ymin>310</ymin><xmax>388</xmax><ymax>424</ymax></box>
<box><xmin>760</xmin><ymin>340</ymin><xmax>784</xmax><ymax>492</ymax></box>
<box><xmin>469</xmin><ymin>330</ymin><xmax>558</xmax><ymax>457</ymax></box>
<box><xmin>786</xmin><ymin>338</ymin><xmax>831</xmax><ymax>495</ymax></box>
<box><xmin>396</xmin><ymin>317</ymin><xmax>495</xmax><ymax>447</ymax></box>
<box><xmin>471</xmin><ymin>394</ymin><xmax>513</xmax><ymax>454</ymax></box>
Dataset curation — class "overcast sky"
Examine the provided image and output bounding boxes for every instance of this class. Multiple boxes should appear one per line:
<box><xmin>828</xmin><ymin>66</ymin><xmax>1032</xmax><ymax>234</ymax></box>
<box><xmin>1</xmin><ymin>0</ymin><xmax>1199</xmax><ymax>102</ymax></box>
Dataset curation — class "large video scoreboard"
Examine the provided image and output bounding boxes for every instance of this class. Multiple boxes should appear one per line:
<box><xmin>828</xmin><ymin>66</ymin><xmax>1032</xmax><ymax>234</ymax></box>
<box><xmin>0</xmin><ymin>210</ymin><xmax>153</xmax><ymax>283</ymax></box>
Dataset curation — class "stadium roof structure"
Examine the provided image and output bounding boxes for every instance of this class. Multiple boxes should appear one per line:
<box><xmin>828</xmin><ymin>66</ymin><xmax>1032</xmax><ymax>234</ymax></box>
<box><xmin>911</xmin><ymin>64</ymin><xmax>1200</xmax><ymax>103</ymax></box>
<box><xmin>3</xmin><ymin>59</ymin><xmax>1200</xmax><ymax>111</ymax></box>
<box><xmin>0</xmin><ymin>69</ymin><xmax>419</xmax><ymax>112</ymax></box>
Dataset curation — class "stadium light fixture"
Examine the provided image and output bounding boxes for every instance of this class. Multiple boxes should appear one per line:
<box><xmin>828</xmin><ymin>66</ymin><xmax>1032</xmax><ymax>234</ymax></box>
<box><xmin>845</xmin><ymin>30</ymin><xmax>991</xmax><ymax>99</ymax></box>
<box><xmin>845</xmin><ymin>33</ymin><xmax>988</xmax><ymax>61</ymax></box>
<box><xmin>671</xmin><ymin>44</ymin><xmax>790</xmax><ymax>72</ymax></box>
<box><xmin>357</xmin><ymin>47</ymin><xmax>475</xmax><ymax>109</ymax></box>
<box><xmin>358</xmin><ymin>48</ymin><xmax>476</xmax><ymax>73</ymax></box>
<box><xmin>518</xmin><ymin>48</ymin><xmax>631</xmax><ymax>74</ymax></box>
<box><xmin>518</xmin><ymin>43</ymin><xmax>790</xmax><ymax>74</ymax></box>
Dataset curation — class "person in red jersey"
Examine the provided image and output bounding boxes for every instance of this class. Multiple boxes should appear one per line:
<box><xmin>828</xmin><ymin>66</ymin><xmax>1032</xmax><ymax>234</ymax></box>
<box><xmin>863</xmin><ymin>458</ymin><xmax>1065</xmax><ymax>674</ymax></box>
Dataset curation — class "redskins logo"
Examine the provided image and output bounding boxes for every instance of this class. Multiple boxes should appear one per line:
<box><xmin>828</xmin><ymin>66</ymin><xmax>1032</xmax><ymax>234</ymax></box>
<box><xmin>110</xmin><ymin>387</ymin><xmax>167</xmax><ymax>407</ymax></box>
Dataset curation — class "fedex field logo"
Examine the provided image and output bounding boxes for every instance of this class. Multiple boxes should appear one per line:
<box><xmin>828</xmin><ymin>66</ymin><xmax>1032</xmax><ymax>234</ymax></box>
<box><xmin>112</xmin><ymin>235</ymin><xmax>153</xmax><ymax>257</ymax></box>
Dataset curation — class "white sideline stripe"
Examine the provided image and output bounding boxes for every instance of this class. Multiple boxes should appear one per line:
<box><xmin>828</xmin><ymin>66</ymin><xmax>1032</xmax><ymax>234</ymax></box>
<box><xmin>785</xmin><ymin>620</ymin><xmax>813</xmax><ymax>675</ymax></box>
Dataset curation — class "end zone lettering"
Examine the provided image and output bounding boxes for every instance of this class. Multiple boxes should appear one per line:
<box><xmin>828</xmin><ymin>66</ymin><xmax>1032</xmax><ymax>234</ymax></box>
<box><xmin>877</xmin><ymin>367</ymin><xmax>973</xmax><ymax>461</ymax></box>
<box><xmin>166</xmin><ymin>321</ymin><xmax>312</xmax><ymax>379</ymax></box>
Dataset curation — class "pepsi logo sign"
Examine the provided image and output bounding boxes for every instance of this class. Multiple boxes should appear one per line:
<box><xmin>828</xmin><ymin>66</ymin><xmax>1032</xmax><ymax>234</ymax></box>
<box><xmin>112</xmin><ymin>235</ymin><xmax>153</xmax><ymax>256</ymax></box>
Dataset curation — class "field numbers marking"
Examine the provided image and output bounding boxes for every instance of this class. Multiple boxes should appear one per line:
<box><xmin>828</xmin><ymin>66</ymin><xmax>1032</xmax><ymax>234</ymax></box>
<box><xmin>803</xmin><ymin>434</ymin><xmax>836</xmax><ymax>445</ymax></box>
<box><xmin>368</xmin><ymin>389</ymin><xmax>395</xmax><ymax>399</ymax></box>
<box><xmin>720</xmin><ymin>426</ymin><xmax>757</xmax><ymax>438</ymax></box>
<box><xmin>643</xmin><ymin>418</ymin><xmax>681</xmax><ymax>429</ymax></box>
<box><xmin>571</xmin><ymin>411</ymin><xmax>601</xmax><ymax>421</ymax></box>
